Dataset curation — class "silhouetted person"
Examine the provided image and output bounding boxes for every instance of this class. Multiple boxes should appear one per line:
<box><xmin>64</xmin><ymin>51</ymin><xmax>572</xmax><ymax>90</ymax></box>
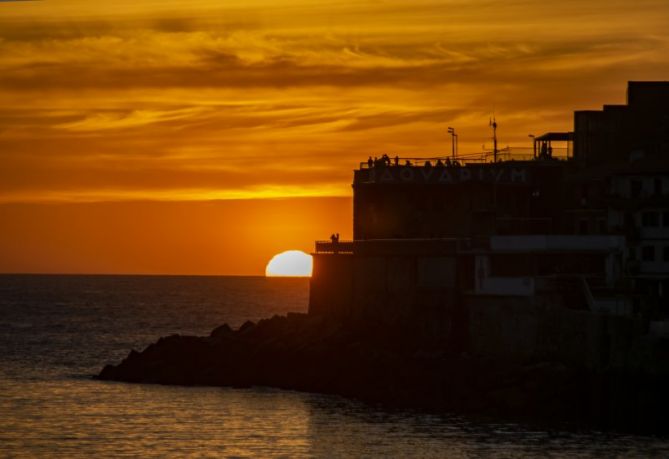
<box><xmin>436</xmin><ymin>159</ymin><xmax>444</xmax><ymax>167</ymax></box>
<box><xmin>405</xmin><ymin>159</ymin><xmax>412</xmax><ymax>166</ymax></box>
<box><xmin>394</xmin><ymin>155</ymin><xmax>399</xmax><ymax>166</ymax></box>
<box><xmin>330</xmin><ymin>233</ymin><xmax>340</xmax><ymax>254</ymax></box>
<box><xmin>367</xmin><ymin>156</ymin><xmax>373</xmax><ymax>168</ymax></box>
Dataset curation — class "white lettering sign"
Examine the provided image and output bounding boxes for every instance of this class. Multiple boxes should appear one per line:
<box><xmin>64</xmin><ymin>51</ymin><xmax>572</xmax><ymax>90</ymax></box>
<box><xmin>366</xmin><ymin>166</ymin><xmax>529</xmax><ymax>184</ymax></box>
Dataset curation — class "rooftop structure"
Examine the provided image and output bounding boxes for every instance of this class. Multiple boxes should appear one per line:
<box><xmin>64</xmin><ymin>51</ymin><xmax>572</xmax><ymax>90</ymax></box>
<box><xmin>574</xmin><ymin>81</ymin><xmax>669</xmax><ymax>165</ymax></box>
<box><xmin>310</xmin><ymin>82</ymin><xmax>669</xmax><ymax>348</ymax></box>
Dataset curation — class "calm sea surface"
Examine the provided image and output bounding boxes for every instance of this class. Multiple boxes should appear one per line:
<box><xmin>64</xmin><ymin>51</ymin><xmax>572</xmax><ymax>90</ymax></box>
<box><xmin>1</xmin><ymin>274</ymin><xmax>668</xmax><ymax>458</ymax></box>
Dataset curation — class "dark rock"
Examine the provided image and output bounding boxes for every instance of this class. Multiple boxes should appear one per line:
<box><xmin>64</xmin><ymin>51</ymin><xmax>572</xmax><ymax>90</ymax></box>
<box><xmin>238</xmin><ymin>320</ymin><xmax>255</xmax><ymax>333</ymax></box>
<box><xmin>210</xmin><ymin>323</ymin><xmax>233</xmax><ymax>338</ymax></box>
<box><xmin>97</xmin><ymin>312</ymin><xmax>669</xmax><ymax>434</ymax></box>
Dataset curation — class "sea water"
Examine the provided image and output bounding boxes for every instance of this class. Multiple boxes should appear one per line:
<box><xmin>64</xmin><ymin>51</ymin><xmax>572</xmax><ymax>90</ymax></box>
<box><xmin>1</xmin><ymin>274</ymin><xmax>668</xmax><ymax>458</ymax></box>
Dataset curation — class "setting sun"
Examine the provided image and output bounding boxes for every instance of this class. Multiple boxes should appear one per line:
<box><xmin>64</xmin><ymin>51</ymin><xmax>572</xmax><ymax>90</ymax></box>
<box><xmin>265</xmin><ymin>250</ymin><xmax>313</xmax><ymax>277</ymax></box>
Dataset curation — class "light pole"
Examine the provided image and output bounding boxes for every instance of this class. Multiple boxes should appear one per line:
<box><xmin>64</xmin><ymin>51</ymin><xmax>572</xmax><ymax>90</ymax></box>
<box><xmin>528</xmin><ymin>134</ymin><xmax>536</xmax><ymax>159</ymax></box>
<box><xmin>490</xmin><ymin>117</ymin><xmax>498</xmax><ymax>162</ymax></box>
<box><xmin>448</xmin><ymin>127</ymin><xmax>457</xmax><ymax>160</ymax></box>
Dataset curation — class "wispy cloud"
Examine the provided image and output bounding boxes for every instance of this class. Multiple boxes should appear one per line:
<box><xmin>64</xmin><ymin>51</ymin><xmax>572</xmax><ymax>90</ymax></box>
<box><xmin>1</xmin><ymin>0</ymin><xmax>668</xmax><ymax>202</ymax></box>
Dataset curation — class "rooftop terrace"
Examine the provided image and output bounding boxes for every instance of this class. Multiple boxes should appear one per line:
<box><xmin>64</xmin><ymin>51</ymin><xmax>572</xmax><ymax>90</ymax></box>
<box><xmin>359</xmin><ymin>145</ymin><xmax>571</xmax><ymax>170</ymax></box>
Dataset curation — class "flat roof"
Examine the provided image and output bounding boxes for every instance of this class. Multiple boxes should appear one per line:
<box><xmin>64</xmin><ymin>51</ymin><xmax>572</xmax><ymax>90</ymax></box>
<box><xmin>534</xmin><ymin>132</ymin><xmax>573</xmax><ymax>142</ymax></box>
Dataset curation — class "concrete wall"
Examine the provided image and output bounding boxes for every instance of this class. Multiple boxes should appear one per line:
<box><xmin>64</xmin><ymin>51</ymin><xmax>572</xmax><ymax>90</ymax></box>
<box><xmin>490</xmin><ymin>234</ymin><xmax>625</xmax><ymax>252</ymax></box>
<box><xmin>309</xmin><ymin>254</ymin><xmax>355</xmax><ymax>318</ymax></box>
<box><xmin>311</xmin><ymin>250</ymin><xmax>648</xmax><ymax>369</ymax></box>
<box><xmin>309</xmin><ymin>253</ymin><xmax>459</xmax><ymax>337</ymax></box>
<box><xmin>465</xmin><ymin>295</ymin><xmax>645</xmax><ymax>370</ymax></box>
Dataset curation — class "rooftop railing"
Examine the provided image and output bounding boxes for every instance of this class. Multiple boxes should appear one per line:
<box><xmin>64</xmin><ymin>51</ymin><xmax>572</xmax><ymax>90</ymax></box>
<box><xmin>314</xmin><ymin>238</ymin><xmax>490</xmax><ymax>254</ymax></box>
<box><xmin>314</xmin><ymin>240</ymin><xmax>354</xmax><ymax>254</ymax></box>
<box><xmin>359</xmin><ymin>147</ymin><xmax>570</xmax><ymax>169</ymax></box>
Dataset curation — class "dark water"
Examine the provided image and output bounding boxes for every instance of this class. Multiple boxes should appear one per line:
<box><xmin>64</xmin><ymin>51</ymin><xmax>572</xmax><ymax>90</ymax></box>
<box><xmin>1</xmin><ymin>275</ymin><xmax>668</xmax><ymax>458</ymax></box>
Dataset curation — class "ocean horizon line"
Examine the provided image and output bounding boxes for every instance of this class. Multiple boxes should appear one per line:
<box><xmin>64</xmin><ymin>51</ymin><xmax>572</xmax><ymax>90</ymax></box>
<box><xmin>0</xmin><ymin>272</ymin><xmax>310</xmax><ymax>278</ymax></box>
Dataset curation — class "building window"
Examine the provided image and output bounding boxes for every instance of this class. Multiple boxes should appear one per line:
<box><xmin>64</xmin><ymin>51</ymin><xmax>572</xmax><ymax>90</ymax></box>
<box><xmin>630</xmin><ymin>179</ymin><xmax>642</xmax><ymax>198</ymax></box>
<box><xmin>642</xmin><ymin>211</ymin><xmax>659</xmax><ymax>227</ymax></box>
<box><xmin>578</xmin><ymin>219</ymin><xmax>588</xmax><ymax>234</ymax></box>
<box><xmin>642</xmin><ymin>246</ymin><xmax>655</xmax><ymax>262</ymax></box>
<box><xmin>580</xmin><ymin>185</ymin><xmax>588</xmax><ymax>201</ymax></box>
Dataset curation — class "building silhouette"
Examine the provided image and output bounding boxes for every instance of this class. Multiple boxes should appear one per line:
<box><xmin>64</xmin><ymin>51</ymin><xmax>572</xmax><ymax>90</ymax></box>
<box><xmin>309</xmin><ymin>81</ymin><xmax>669</xmax><ymax>363</ymax></box>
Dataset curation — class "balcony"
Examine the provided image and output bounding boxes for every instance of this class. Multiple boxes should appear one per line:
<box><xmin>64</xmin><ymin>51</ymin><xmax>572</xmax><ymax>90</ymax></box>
<box><xmin>314</xmin><ymin>238</ymin><xmax>469</xmax><ymax>255</ymax></box>
<box><xmin>314</xmin><ymin>240</ymin><xmax>354</xmax><ymax>254</ymax></box>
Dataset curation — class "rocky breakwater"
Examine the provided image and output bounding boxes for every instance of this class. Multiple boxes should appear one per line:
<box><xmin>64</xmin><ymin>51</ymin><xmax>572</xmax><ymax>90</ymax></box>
<box><xmin>99</xmin><ymin>313</ymin><xmax>669</xmax><ymax>433</ymax></box>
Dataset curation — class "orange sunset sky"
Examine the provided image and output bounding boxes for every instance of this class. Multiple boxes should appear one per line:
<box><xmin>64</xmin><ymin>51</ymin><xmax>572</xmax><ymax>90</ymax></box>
<box><xmin>1</xmin><ymin>0</ymin><xmax>668</xmax><ymax>275</ymax></box>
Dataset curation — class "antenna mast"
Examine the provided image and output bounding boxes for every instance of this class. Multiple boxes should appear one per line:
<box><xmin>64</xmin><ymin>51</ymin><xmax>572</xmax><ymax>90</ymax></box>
<box><xmin>448</xmin><ymin>127</ymin><xmax>457</xmax><ymax>160</ymax></box>
<box><xmin>490</xmin><ymin>116</ymin><xmax>498</xmax><ymax>162</ymax></box>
